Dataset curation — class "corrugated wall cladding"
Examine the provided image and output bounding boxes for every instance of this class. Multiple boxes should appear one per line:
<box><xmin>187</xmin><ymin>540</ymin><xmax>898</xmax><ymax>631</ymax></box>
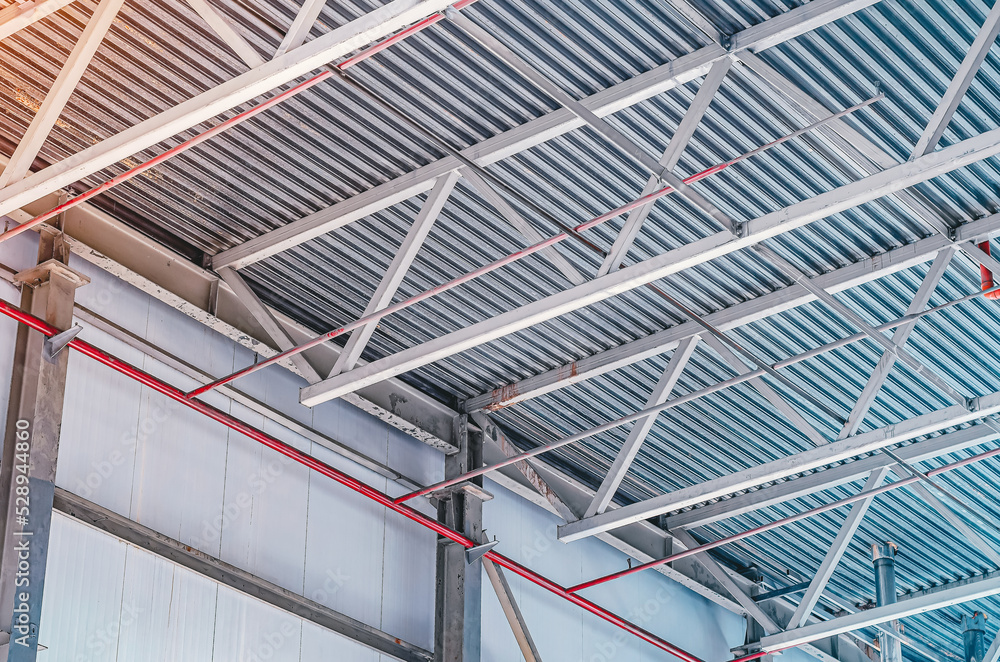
<box><xmin>7</xmin><ymin>0</ymin><xmax>1000</xmax><ymax>659</ymax></box>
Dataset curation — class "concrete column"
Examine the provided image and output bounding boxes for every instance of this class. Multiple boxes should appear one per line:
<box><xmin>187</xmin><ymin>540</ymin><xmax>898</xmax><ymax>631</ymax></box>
<box><xmin>0</xmin><ymin>225</ymin><xmax>88</xmax><ymax>660</ymax></box>
<box><xmin>962</xmin><ymin>613</ymin><xmax>987</xmax><ymax>662</ymax></box>
<box><xmin>872</xmin><ymin>542</ymin><xmax>902</xmax><ymax>662</ymax></box>
<box><xmin>434</xmin><ymin>415</ymin><xmax>484</xmax><ymax>662</ymax></box>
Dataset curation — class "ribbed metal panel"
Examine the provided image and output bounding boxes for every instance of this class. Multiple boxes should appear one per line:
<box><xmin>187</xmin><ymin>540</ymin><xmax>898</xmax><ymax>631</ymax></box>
<box><xmin>7</xmin><ymin>0</ymin><xmax>1000</xmax><ymax>658</ymax></box>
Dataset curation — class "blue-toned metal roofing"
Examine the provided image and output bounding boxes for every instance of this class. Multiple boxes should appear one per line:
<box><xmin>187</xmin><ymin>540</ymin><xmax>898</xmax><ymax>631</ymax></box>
<box><xmin>5</xmin><ymin>0</ymin><xmax>1000</xmax><ymax>658</ymax></box>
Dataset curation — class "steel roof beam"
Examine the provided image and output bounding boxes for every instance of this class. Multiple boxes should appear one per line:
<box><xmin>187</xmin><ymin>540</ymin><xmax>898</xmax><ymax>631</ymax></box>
<box><xmin>211</xmin><ymin>0</ymin><xmax>881</xmax><ymax>270</ymax></box>
<box><xmin>598</xmin><ymin>58</ymin><xmax>733</xmax><ymax>277</ymax></box>
<box><xmin>184</xmin><ymin>0</ymin><xmax>266</xmax><ymax>68</ymax></box>
<box><xmin>0</xmin><ymin>0</ymin><xmax>124</xmax><ymax>187</ymax></box>
<box><xmin>558</xmin><ymin>390</ymin><xmax>1000</xmax><ymax>542</ymax></box>
<box><xmin>584</xmin><ymin>335</ymin><xmax>699</xmax><ymax>518</ymax></box>
<box><xmin>910</xmin><ymin>0</ymin><xmax>1000</xmax><ymax>159</ymax></box>
<box><xmin>300</xmin><ymin>127</ymin><xmax>1000</xmax><ymax>407</ymax></box>
<box><xmin>331</xmin><ymin>171</ymin><xmax>460</xmax><ymax>376</ymax></box>
<box><xmin>838</xmin><ymin>247</ymin><xmax>955</xmax><ymax>438</ymax></box>
<box><xmin>0</xmin><ymin>0</ymin><xmax>457</xmax><ymax>219</ymax></box>
<box><xmin>0</xmin><ymin>0</ymin><xmax>75</xmax><ymax>42</ymax></box>
<box><xmin>786</xmin><ymin>467</ymin><xmax>891</xmax><ymax>629</ymax></box>
<box><xmin>666</xmin><ymin>422</ymin><xmax>998</xmax><ymax>530</ymax></box>
<box><xmin>758</xmin><ymin>570</ymin><xmax>1000</xmax><ymax>652</ymax></box>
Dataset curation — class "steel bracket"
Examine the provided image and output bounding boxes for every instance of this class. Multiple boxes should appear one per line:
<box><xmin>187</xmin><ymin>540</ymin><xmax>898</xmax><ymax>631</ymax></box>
<box><xmin>42</xmin><ymin>325</ymin><xmax>81</xmax><ymax>363</ymax></box>
<box><xmin>465</xmin><ymin>540</ymin><xmax>499</xmax><ymax>565</ymax></box>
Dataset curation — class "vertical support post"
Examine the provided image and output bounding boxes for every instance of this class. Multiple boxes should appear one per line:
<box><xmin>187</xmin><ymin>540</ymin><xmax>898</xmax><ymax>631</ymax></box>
<box><xmin>434</xmin><ymin>415</ymin><xmax>484</xmax><ymax>662</ymax></box>
<box><xmin>744</xmin><ymin>568</ymin><xmax>769</xmax><ymax>657</ymax></box>
<box><xmin>962</xmin><ymin>613</ymin><xmax>987</xmax><ymax>662</ymax></box>
<box><xmin>871</xmin><ymin>542</ymin><xmax>902</xmax><ymax>662</ymax></box>
<box><xmin>0</xmin><ymin>222</ymin><xmax>89</xmax><ymax>660</ymax></box>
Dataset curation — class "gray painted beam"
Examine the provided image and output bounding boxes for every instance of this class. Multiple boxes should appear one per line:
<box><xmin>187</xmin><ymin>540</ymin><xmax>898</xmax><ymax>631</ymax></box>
<box><xmin>184</xmin><ymin>0</ymin><xmax>265</xmax><ymax>68</ymax></box>
<box><xmin>482</xmin><ymin>559</ymin><xmax>543</xmax><ymax>662</ymax></box>
<box><xmin>52</xmin><ymin>489</ymin><xmax>432</xmax><ymax>662</ymax></box>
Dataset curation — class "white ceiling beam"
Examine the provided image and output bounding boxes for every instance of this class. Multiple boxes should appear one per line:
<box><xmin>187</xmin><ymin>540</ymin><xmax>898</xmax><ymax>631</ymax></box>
<box><xmin>0</xmin><ymin>0</ymin><xmax>125</xmax><ymax>187</ymax></box>
<box><xmin>331</xmin><ymin>171</ymin><xmax>459</xmax><ymax>376</ymax></box>
<box><xmin>0</xmin><ymin>0</ymin><xmax>456</xmax><ymax>219</ymax></box>
<box><xmin>300</xmin><ymin>126</ymin><xmax>1000</xmax><ymax>407</ymax></box>
<box><xmin>666</xmin><ymin>422</ymin><xmax>998</xmax><ymax>531</ymax></box>
<box><xmin>759</xmin><ymin>570</ymin><xmax>1000</xmax><ymax>652</ymax></box>
<box><xmin>598</xmin><ymin>58</ymin><xmax>732</xmax><ymax>276</ymax></box>
<box><xmin>185</xmin><ymin>0</ymin><xmax>265</xmax><ymax>68</ymax></box>
<box><xmin>0</xmin><ymin>0</ymin><xmax>75</xmax><ymax>42</ymax></box>
<box><xmin>558</xmin><ymin>390</ymin><xmax>1000</xmax><ymax>542</ymax></box>
<box><xmin>211</xmin><ymin>0</ymin><xmax>881</xmax><ymax>270</ymax></box>
<box><xmin>702</xmin><ymin>332</ymin><xmax>828</xmax><ymax>447</ymax></box>
<box><xmin>910</xmin><ymin>0</ymin><xmax>1000</xmax><ymax>159</ymax></box>
<box><xmin>584</xmin><ymin>335</ymin><xmax>699</xmax><ymax>518</ymax></box>
<box><xmin>274</xmin><ymin>0</ymin><xmax>327</xmax><ymax>57</ymax></box>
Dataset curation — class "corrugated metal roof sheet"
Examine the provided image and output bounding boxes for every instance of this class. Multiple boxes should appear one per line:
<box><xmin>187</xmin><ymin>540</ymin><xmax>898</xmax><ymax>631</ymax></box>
<box><xmin>6</xmin><ymin>0</ymin><xmax>1000</xmax><ymax>657</ymax></box>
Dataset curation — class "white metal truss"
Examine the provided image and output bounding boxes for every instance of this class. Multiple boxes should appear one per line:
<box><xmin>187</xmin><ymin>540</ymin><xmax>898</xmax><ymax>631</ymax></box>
<box><xmin>910</xmin><ymin>0</ymin><xmax>1000</xmax><ymax>159</ymax></box>
<box><xmin>584</xmin><ymin>335</ymin><xmax>699</xmax><ymax>518</ymax></box>
<box><xmin>0</xmin><ymin>0</ymin><xmax>125</xmax><ymax>187</ymax></box>
<box><xmin>210</xmin><ymin>0</ymin><xmax>881</xmax><ymax>270</ymax></box>
<box><xmin>0</xmin><ymin>0</ymin><xmax>75</xmax><ymax>42</ymax></box>
<box><xmin>0</xmin><ymin>0</ymin><xmax>456</xmax><ymax>218</ymax></box>
<box><xmin>330</xmin><ymin>172</ymin><xmax>460</xmax><ymax>376</ymax></box>
<box><xmin>275</xmin><ymin>0</ymin><xmax>328</xmax><ymax>57</ymax></box>
<box><xmin>558</xmin><ymin>390</ymin><xmax>1000</xmax><ymax>542</ymax></box>
<box><xmin>300</xmin><ymin>128</ymin><xmax>1000</xmax><ymax>407</ymax></box>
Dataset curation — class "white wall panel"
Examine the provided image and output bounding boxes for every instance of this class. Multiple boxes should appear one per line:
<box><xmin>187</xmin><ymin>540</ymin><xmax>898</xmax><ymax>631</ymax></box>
<box><xmin>213</xmin><ymin>584</ymin><xmax>302</xmax><ymax>662</ymax></box>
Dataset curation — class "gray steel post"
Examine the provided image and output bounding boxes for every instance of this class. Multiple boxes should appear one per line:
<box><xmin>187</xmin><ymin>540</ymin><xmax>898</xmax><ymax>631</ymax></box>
<box><xmin>434</xmin><ymin>415</ymin><xmax>484</xmax><ymax>662</ymax></box>
<box><xmin>872</xmin><ymin>542</ymin><xmax>902</xmax><ymax>662</ymax></box>
<box><xmin>0</xmin><ymin>225</ymin><xmax>88</xmax><ymax>660</ymax></box>
<box><xmin>962</xmin><ymin>613</ymin><xmax>987</xmax><ymax>662</ymax></box>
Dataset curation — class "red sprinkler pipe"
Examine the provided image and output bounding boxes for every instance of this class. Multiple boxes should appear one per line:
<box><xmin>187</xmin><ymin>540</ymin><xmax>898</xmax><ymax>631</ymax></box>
<box><xmin>187</xmin><ymin>94</ymin><xmax>883</xmax><ymax>398</ymax></box>
<box><xmin>0</xmin><ymin>297</ymin><xmax>705</xmax><ymax>662</ymax></box>
<box><xmin>978</xmin><ymin>241</ymin><xmax>1000</xmax><ymax>300</ymax></box>
<box><xmin>0</xmin><ymin>0</ymin><xmax>478</xmax><ymax>246</ymax></box>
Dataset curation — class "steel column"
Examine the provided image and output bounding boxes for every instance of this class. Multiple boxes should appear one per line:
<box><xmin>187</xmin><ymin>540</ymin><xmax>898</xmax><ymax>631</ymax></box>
<box><xmin>872</xmin><ymin>543</ymin><xmax>902</xmax><ymax>662</ymax></box>
<box><xmin>0</xmin><ymin>227</ymin><xmax>88</xmax><ymax>659</ymax></box>
<box><xmin>962</xmin><ymin>613</ymin><xmax>987</xmax><ymax>662</ymax></box>
<box><xmin>435</xmin><ymin>416</ymin><xmax>484</xmax><ymax>662</ymax></box>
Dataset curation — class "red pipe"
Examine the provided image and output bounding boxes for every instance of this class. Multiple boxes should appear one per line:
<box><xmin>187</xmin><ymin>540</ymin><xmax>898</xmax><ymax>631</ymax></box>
<box><xmin>0</xmin><ymin>298</ymin><xmax>705</xmax><ymax>662</ymax></box>
<box><xmin>0</xmin><ymin>0</ymin><xmax>478</xmax><ymax>246</ymax></box>
<box><xmin>187</xmin><ymin>95</ymin><xmax>883</xmax><ymax>398</ymax></box>
<box><xmin>979</xmin><ymin>241</ymin><xmax>1000</xmax><ymax>300</ymax></box>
